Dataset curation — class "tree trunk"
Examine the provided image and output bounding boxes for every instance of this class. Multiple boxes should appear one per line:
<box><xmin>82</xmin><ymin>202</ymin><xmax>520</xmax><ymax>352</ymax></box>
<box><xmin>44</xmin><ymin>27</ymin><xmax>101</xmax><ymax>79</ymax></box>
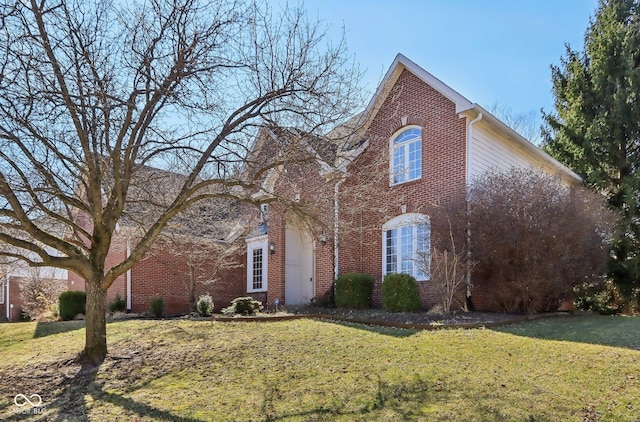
<box><xmin>80</xmin><ymin>280</ymin><xmax>108</xmax><ymax>365</ymax></box>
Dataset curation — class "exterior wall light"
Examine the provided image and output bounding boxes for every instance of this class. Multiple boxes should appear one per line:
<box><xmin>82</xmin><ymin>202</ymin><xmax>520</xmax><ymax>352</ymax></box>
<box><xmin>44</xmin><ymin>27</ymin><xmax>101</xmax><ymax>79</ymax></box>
<box><xmin>319</xmin><ymin>233</ymin><xmax>327</xmax><ymax>246</ymax></box>
<box><xmin>269</xmin><ymin>241</ymin><xmax>276</xmax><ymax>254</ymax></box>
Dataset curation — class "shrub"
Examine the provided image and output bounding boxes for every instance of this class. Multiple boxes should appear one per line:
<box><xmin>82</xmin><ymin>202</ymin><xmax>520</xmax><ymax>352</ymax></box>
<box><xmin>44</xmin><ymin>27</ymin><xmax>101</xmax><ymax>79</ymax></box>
<box><xmin>467</xmin><ymin>169</ymin><xmax>616</xmax><ymax>313</ymax></box>
<box><xmin>428</xmin><ymin>248</ymin><xmax>468</xmax><ymax>313</ymax></box>
<box><xmin>222</xmin><ymin>296</ymin><xmax>263</xmax><ymax>315</ymax></box>
<box><xmin>197</xmin><ymin>293</ymin><xmax>214</xmax><ymax>317</ymax></box>
<box><xmin>19</xmin><ymin>273</ymin><xmax>66</xmax><ymax>320</ymax></box>
<box><xmin>574</xmin><ymin>280</ymin><xmax>626</xmax><ymax>315</ymax></box>
<box><xmin>435</xmin><ymin>168</ymin><xmax>616</xmax><ymax>313</ymax></box>
<box><xmin>108</xmin><ymin>293</ymin><xmax>127</xmax><ymax>313</ymax></box>
<box><xmin>58</xmin><ymin>290</ymin><xmax>87</xmax><ymax>321</ymax></box>
<box><xmin>334</xmin><ymin>273</ymin><xmax>374</xmax><ymax>309</ymax></box>
<box><xmin>18</xmin><ymin>308</ymin><xmax>31</xmax><ymax>322</ymax></box>
<box><xmin>381</xmin><ymin>273</ymin><xmax>422</xmax><ymax>312</ymax></box>
<box><xmin>149</xmin><ymin>295</ymin><xmax>165</xmax><ymax>318</ymax></box>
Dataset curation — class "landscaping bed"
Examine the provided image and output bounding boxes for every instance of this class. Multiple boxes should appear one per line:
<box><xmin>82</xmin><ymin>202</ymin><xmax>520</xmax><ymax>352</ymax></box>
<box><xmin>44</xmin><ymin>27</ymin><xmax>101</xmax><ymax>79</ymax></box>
<box><xmin>208</xmin><ymin>306</ymin><xmax>559</xmax><ymax>329</ymax></box>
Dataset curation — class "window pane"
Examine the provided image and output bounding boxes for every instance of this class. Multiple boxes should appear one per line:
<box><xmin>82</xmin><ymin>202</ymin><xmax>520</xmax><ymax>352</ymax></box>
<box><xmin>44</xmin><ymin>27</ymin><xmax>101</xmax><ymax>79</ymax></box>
<box><xmin>408</xmin><ymin>140</ymin><xmax>422</xmax><ymax>180</ymax></box>
<box><xmin>252</xmin><ymin>248</ymin><xmax>263</xmax><ymax>290</ymax></box>
<box><xmin>400</xmin><ymin>226</ymin><xmax>414</xmax><ymax>275</ymax></box>
<box><xmin>385</xmin><ymin>229</ymin><xmax>397</xmax><ymax>274</ymax></box>
<box><xmin>416</xmin><ymin>223</ymin><xmax>430</xmax><ymax>280</ymax></box>
<box><xmin>394</xmin><ymin>128</ymin><xmax>421</xmax><ymax>144</ymax></box>
<box><xmin>392</xmin><ymin>147</ymin><xmax>405</xmax><ymax>183</ymax></box>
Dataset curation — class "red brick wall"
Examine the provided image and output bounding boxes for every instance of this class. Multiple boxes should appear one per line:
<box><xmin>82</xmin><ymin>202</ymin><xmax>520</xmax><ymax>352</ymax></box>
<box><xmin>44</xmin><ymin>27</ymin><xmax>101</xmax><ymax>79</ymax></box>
<box><xmin>68</xmin><ymin>230</ymin><xmax>245</xmax><ymax>316</ymax></box>
<box><xmin>0</xmin><ymin>277</ymin><xmax>24</xmax><ymax>321</ymax></box>
<box><xmin>339</xmin><ymin>69</ymin><xmax>468</xmax><ymax>309</ymax></box>
<box><xmin>67</xmin><ymin>234</ymin><xmax>128</xmax><ymax>304</ymax></box>
<box><xmin>130</xmin><ymin>242</ymin><xmax>245</xmax><ymax>316</ymax></box>
<box><xmin>1</xmin><ymin>276</ymin><xmax>66</xmax><ymax>321</ymax></box>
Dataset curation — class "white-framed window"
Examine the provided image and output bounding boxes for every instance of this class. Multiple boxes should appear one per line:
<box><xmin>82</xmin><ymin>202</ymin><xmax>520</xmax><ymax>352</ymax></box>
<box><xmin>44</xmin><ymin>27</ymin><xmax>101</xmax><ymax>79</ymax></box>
<box><xmin>246</xmin><ymin>236</ymin><xmax>268</xmax><ymax>292</ymax></box>
<box><xmin>0</xmin><ymin>280</ymin><xmax>5</xmax><ymax>304</ymax></box>
<box><xmin>382</xmin><ymin>213</ymin><xmax>430</xmax><ymax>281</ymax></box>
<box><xmin>390</xmin><ymin>126</ymin><xmax>422</xmax><ymax>185</ymax></box>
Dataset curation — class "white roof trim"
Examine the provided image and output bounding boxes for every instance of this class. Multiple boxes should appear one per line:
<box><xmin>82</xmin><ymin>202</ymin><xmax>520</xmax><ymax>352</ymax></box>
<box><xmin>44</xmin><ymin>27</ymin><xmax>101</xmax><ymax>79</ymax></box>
<box><xmin>356</xmin><ymin>54</ymin><xmax>473</xmax><ymax>133</ymax></box>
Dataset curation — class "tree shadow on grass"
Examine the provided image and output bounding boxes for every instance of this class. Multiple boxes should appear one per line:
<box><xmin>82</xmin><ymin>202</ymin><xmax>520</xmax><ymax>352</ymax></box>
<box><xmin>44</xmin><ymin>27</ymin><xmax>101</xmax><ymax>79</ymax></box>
<box><xmin>493</xmin><ymin>313</ymin><xmax>640</xmax><ymax>351</ymax></box>
<box><xmin>260</xmin><ymin>374</ymin><xmax>444</xmax><ymax>421</ymax></box>
<box><xmin>33</xmin><ymin>320</ymin><xmax>85</xmax><ymax>338</ymax></box>
<box><xmin>314</xmin><ymin>319</ymin><xmax>420</xmax><ymax>338</ymax></box>
<box><xmin>1</xmin><ymin>361</ymin><xmax>205</xmax><ymax>422</ymax></box>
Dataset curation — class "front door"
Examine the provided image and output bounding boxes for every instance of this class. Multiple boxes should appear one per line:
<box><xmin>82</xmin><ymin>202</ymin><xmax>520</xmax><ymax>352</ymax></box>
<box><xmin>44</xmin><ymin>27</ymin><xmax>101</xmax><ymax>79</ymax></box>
<box><xmin>285</xmin><ymin>225</ymin><xmax>314</xmax><ymax>305</ymax></box>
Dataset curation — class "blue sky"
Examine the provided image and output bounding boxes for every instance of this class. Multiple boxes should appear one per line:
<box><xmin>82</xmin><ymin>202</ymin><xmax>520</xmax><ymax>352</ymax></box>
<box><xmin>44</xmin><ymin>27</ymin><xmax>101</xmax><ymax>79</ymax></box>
<box><xmin>302</xmin><ymin>0</ymin><xmax>599</xmax><ymax>118</ymax></box>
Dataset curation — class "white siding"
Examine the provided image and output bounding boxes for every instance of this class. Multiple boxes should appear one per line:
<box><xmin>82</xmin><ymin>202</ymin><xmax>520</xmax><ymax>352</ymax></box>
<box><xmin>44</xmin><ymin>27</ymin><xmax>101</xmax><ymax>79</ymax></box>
<box><xmin>468</xmin><ymin>122</ymin><xmax>553</xmax><ymax>182</ymax></box>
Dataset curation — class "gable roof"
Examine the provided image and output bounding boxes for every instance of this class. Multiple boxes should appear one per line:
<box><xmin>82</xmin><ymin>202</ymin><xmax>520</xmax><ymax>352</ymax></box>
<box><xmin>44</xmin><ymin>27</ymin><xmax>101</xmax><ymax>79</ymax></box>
<box><xmin>99</xmin><ymin>164</ymin><xmax>242</xmax><ymax>242</ymax></box>
<box><xmin>354</xmin><ymin>53</ymin><xmax>581</xmax><ymax>183</ymax></box>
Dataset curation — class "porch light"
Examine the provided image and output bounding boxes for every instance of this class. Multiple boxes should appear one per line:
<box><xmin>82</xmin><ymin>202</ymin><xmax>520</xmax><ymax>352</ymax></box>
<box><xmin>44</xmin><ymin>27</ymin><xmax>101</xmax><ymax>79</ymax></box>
<box><xmin>319</xmin><ymin>233</ymin><xmax>327</xmax><ymax>246</ymax></box>
<box><xmin>269</xmin><ymin>241</ymin><xmax>276</xmax><ymax>254</ymax></box>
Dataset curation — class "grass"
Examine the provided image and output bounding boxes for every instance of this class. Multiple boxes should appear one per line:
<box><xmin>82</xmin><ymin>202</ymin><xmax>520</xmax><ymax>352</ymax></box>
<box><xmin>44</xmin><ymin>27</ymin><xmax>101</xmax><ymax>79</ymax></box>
<box><xmin>0</xmin><ymin>313</ymin><xmax>638</xmax><ymax>421</ymax></box>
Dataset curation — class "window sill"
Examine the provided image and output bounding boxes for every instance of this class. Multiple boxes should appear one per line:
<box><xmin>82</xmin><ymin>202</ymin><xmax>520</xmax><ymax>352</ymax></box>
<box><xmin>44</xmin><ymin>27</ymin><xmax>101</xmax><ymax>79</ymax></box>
<box><xmin>390</xmin><ymin>177</ymin><xmax>422</xmax><ymax>187</ymax></box>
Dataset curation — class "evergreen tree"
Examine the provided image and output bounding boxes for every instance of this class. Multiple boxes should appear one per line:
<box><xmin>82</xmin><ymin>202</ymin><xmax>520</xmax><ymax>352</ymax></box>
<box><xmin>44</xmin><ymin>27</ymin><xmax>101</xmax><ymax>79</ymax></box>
<box><xmin>543</xmin><ymin>0</ymin><xmax>640</xmax><ymax>305</ymax></box>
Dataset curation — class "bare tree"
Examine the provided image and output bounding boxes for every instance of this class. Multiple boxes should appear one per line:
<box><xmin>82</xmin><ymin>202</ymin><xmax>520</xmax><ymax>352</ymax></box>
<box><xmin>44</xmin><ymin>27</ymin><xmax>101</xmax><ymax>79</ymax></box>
<box><xmin>488</xmin><ymin>101</ymin><xmax>542</xmax><ymax>145</ymax></box>
<box><xmin>0</xmin><ymin>0</ymin><xmax>362</xmax><ymax>364</ymax></box>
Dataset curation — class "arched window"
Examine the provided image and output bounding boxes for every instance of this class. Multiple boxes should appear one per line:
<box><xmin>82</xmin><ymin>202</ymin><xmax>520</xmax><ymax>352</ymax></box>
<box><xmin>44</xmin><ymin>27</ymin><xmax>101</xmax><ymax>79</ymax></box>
<box><xmin>382</xmin><ymin>213</ymin><xmax>430</xmax><ymax>281</ymax></box>
<box><xmin>390</xmin><ymin>126</ymin><xmax>422</xmax><ymax>185</ymax></box>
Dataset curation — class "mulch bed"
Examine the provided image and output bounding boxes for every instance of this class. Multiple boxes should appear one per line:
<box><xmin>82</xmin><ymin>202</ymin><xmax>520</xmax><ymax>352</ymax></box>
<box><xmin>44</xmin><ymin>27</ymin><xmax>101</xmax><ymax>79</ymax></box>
<box><xmin>206</xmin><ymin>307</ymin><xmax>570</xmax><ymax>330</ymax></box>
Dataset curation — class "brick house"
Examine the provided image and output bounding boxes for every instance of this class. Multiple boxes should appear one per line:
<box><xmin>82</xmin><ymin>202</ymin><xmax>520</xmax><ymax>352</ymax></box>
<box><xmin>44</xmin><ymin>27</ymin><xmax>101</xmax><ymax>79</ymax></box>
<box><xmin>241</xmin><ymin>54</ymin><xmax>581</xmax><ymax>311</ymax></box>
<box><xmin>63</xmin><ymin>53</ymin><xmax>580</xmax><ymax>315</ymax></box>
<box><xmin>67</xmin><ymin>167</ymin><xmax>247</xmax><ymax>316</ymax></box>
<box><xmin>1</xmin><ymin>251</ymin><xmax>67</xmax><ymax>322</ymax></box>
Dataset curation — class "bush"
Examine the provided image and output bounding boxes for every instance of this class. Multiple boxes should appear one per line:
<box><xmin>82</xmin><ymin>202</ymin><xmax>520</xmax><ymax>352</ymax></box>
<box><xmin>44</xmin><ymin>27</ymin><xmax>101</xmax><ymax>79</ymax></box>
<box><xmin>222</xmin><ymin>297</ymin><xmax>263</xmax><ymax>315</ymax></box>
<box><xmin>429</xmin><ymin>248</ymin><xmax>468</xmax><ymax>313</ymax></box>
<box><xmin>18</xmin><ymin>308</ymin><xmax>31</xmax><ymax>322</ymax></box>
<box><xmin>19</xmin><ymin>273</ymin><xmax>66</xmax><ymax>320</ymax></box>
<box><xmin>58</xmin><ymin>290</ymin><xmax>87</xmax><ymax>321</ymax></box>
<box><xmin>441</xmin><ymin>168</ymin><xmax>616</xmax><ymax>313</ymax></box>
<box><xmin>334</xmin><ymin>273</ymin><xmax>374</xmax><ymax>309</ymax></box>
<box><xmin>149</xmin><ymin>295</ymin><xmax>165</xmax><ymax>318</ymax></box>
<box><xmin>574</xmin><ymin>280</ymin><xmax>626</xmax><ymax>315</ymax></box>
<box><xmin>197</xmin><ymin>293</ymin><xmax>214</xmax><ymax>317</ymax></box>
<box><xmin>108</xmin><ymin>293</ymin><xmax>127</xmax><ymax>313</ymax></box>
<box><xmin>381</xmin><ymin>273</ymin><xmax>422</xmax><ymax>312</ymax></box>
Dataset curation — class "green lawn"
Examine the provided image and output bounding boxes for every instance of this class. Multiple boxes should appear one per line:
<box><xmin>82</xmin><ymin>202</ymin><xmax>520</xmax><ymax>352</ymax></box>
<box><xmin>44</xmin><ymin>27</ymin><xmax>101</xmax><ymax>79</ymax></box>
<box><xmin>0</xmin><ymin>314</ymin><xmax>638</xmax><ymax>421</ymax></box>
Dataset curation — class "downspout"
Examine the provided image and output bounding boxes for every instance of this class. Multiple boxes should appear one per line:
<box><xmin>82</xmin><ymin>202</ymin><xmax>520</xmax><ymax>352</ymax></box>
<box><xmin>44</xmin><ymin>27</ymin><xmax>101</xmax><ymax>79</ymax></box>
<box><xmin>126</xmin><ymin>240</ymin><xmax>132</xmax><ymax>311</ymax></box>
<box><xmin>466</xmin><ymin>112</ymin><xmax>483</xmax><ymax>301</ymax></box>
<box><xmin>333</xmin><ymin>174</ymin><xmax>346</xmax><ymax>281</ymax></box>
<box><xmin>5</xmin><ymin>277</ymin><xmax>9</xmax><ymax>320</ymax></box>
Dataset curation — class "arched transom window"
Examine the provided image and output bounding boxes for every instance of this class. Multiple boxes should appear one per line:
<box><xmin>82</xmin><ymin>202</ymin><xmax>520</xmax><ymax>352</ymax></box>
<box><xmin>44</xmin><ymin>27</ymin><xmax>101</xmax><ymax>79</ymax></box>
<box><xmin>390</xmin><ymin>126</ymin><xmax>422</xmax><ymax>185</ymax></box>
